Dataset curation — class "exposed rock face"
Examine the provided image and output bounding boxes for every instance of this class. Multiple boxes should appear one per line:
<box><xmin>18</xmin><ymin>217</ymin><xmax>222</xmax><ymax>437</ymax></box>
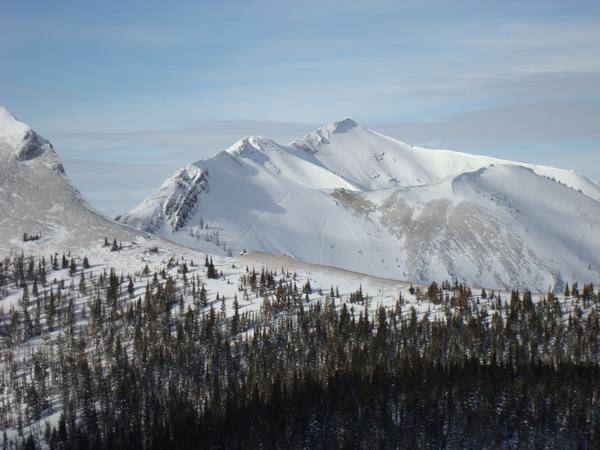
<box><xmin>163</xmin><ymin>168</ymin><xmax>209</xmax><ymax>231</ymax></box>
<box><xmin>118</xmin><ymin>164</ymin><xmax>210</xmax><ymax>234</ymax></box>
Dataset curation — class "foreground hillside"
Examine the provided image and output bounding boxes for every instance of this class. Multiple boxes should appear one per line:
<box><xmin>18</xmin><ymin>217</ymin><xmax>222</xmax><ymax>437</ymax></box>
<box><xmin>1</xmin><ymin>243</ymin><xmax>598</xmax><ymax>448</ymax></box>
<box><xmin>120</xmin><ymin>118</ymin><xmax>600</xmax><ymax>291</ymax></box>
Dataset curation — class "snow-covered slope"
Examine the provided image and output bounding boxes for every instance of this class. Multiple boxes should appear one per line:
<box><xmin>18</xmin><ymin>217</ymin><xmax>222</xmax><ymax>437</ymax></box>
<box><xmin>120</xmin><ymin>118</ymin><xmax>600</xmax><ymax>291</ymax></box>
<box><xmin>290</xmin><ymin>118</ymin><xmax>600</xmax><ymax>198</ymax></box>
<box><xmin>0</xmin><ymin>106</ymin><xmax>154</xmax><ymax>255</ymax></box>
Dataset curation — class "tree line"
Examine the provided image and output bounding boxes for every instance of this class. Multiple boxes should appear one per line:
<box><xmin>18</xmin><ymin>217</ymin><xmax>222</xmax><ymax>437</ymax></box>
<box><xmin>0</xmin><ymin>251</ymin><xmax>598</xmax><ymax>448</ymax></box>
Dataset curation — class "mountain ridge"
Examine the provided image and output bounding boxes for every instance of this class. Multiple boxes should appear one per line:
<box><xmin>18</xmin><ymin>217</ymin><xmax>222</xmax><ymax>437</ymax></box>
<box><xmin>119</xmin><ymin>118</ymin><xmax>600</xmax><ymax>291</ymax></box>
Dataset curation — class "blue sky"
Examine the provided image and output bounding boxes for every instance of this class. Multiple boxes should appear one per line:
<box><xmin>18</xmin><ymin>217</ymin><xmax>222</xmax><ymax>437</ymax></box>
<box><xmin>1</xmin><ymin>0</ymin><xmax>600</xmax><ymax>215</ymax></box>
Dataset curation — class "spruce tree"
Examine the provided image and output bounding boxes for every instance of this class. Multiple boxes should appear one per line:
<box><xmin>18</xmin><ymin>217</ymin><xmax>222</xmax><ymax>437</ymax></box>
<box><xmin>69</xmin><ymin>258</ymin><xmax>77</xmax><ymax>277</ymax></box>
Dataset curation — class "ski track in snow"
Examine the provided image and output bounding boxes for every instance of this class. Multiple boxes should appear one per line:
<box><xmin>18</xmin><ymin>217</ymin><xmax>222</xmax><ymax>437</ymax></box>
<box><xmin>238</xmin><ymin>192</ymin><xmax>289</xmax><ymax>250</ymax></box>
<box><xmin>319</xmin><ymin>218</ymin><xmax>329</xmax><ymax>265</ymax></box>
<box><xmin>238</xmin><ymin>209</ymin><xmax>267</xmax><ymax>250</ymax></box>
<box><xmin>345</xmin><ymin>221</ymin><xmax>379</xmax><ymax>277</ymax></box>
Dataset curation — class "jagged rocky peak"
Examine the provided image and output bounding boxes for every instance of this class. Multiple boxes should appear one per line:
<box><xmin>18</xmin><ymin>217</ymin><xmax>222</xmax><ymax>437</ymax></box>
<box><xmin>117</xmin><ymin>163</ymin><xmax>211</xmax><ymax>233</ymax></box>
<box><xmin>15</xmin><ymin>128</ymin><xmax>55</xmax><ymax>161</ymax></box>
<box><xmin>163</xmin><ymin>165</ymin><xmax>210</xmax><ymax>231</ymax></box>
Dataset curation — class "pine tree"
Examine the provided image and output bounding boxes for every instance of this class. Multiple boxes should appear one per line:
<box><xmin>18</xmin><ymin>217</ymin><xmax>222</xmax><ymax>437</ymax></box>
<box><xmin>69</xmin><ymin>258</ymin><xmax>77</xmax><ymax>276</ymax></box>
<box><xmin>106</xmin><ymin>268</ymin><xmax>119</xmax><ymax>307</ymax></box>
<box><xmin>199</xmin><ymin>283</ymin><xmax>208</xmax><ymax>307</ymax></box>
<box><xmin>220</xmin><ymin>293</ymin><xmax>226</xmax><ymax>318</ymax></box>
<box><xmin>231</xmin><ymin>295</ymin><xmax>240</xmax><ymax>334</ymax></box>
<box><xmin>207</xmin><ymin>258</ymin><xmax>218</xmax><ymax>279</ymax></box>
<box><xmin>127</xmin><ymin>277</ymin><xmax>135</xmax><ymax>298</ymax></box>
<box><xmin>46</xmin><ymin>289</ymin><xmax>55</xmax><ymax>330</ymax></box>
<box><xmin>79</xmin><ymin>271</ymin><xmax>86</xmax><ymax>295</ymax></box>
<box><xmin>572</xmin><ymin>282</ymin><xmax>579</xmax><ymax>298</ymax></box>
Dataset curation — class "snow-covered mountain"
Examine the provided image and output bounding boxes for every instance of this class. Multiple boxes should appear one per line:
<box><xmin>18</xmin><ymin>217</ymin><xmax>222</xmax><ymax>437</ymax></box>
<box><xmin>290</xmin><ymin>118</ymin><xmax>600</xmax><ymax>199</ymax></box>
<box><xmin>119</xmin><ymin>118</ymin><xmax>600</xmax><ymax>291</ymax></box>
<box><xmin>0</xmin><ymin>106</ymin><xmax>151</xmax><ymax>255</ymax></box>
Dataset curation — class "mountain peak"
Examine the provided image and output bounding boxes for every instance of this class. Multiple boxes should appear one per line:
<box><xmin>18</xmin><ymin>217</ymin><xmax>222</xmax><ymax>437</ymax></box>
<box><xmin>0</xmin><ymin>105</ymin><xmax>59</xmax><ymax>168</ymax></box>
<box><xmin>0</xmin><ymin>105</ymin><xmax>31</xmax><ymax>143</ymax></box>
<box><xmin>225</xmin><ymin>135</ymin><xmax>279</xmax><ymax>157</ymax></box>
<box><xmin>290</xmin><ymin>117</ymin><xmax>360</xmax><ymax>153</ymax></box>
<box><xmin>0</xmin><ymin>105</ymin><xmax>17</xmax><ymax>121</ymax></box>
<box><xmin>328</xmin><ymin>117</ymin><xmax>358</xmax><ymax>133</ymax></box>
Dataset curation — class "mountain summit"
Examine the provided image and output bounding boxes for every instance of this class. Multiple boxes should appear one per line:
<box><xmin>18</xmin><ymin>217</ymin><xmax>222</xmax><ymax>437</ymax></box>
<box><xmin>119</xmin><ymin>119</ymin><xmax>600</xmax><ymax>290</ymax></box>
<box><xmin>327</xmin><ymin>117</ymin><xmax>359</xmax><ymax>133</ymax></box>
<box><xmin>0</xmin><ymin>106</ymin><xmax>146</xmax><ymax>254</ymax></box>
<box><xmin>0</xmin><ymin>106</ymin><xmax>59</xmax><ymax>164</ymax></box>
